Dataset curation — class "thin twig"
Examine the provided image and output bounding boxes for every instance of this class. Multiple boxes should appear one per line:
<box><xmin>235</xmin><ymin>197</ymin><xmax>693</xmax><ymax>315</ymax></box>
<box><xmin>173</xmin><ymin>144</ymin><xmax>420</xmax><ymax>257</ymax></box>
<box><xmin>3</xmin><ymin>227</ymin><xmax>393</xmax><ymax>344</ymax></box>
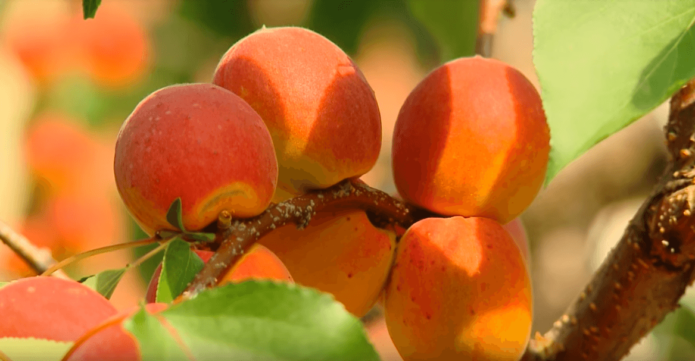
<box><xmin>476</xmin><ymin>0</ymin><xmax>513</xmax><ymax>57</ymax></box>
<box><xmin>0</xmin><ymin>219</ymin><xmax>69</xmax><ymax>279</ymax></box>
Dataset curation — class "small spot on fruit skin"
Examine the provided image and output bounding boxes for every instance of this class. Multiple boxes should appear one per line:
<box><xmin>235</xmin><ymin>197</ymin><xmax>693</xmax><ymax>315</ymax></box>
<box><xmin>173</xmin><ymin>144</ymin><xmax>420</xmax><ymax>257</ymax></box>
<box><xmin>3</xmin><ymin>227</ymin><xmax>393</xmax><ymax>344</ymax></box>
<box><xmin>27</xmin><ymin>287</ymin><xmax>35</xmax><ymax>293</ymax></box>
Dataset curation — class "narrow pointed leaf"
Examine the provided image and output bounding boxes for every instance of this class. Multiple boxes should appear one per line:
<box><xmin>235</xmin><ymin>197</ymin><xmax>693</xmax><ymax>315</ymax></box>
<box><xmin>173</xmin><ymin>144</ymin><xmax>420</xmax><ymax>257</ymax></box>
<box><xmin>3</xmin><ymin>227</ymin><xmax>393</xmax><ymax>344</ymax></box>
<box><xmin>78</xmin><ymin>268</ymin><xmax>127</xmax><ymax>299</ymax></box>
<box><xmin>165</xmin><ymin>198</ymin><xmax>186</xmax><ymax>232</ymax></box>
<box><xmin>156</xmin><ymin>239</ymin><xmax>204</xmax><ymax>303</ymax></box>
<box><xmin>82</xmin><ymin>0</ymin><xmax>101</xmax><ymax>19</ymax></box>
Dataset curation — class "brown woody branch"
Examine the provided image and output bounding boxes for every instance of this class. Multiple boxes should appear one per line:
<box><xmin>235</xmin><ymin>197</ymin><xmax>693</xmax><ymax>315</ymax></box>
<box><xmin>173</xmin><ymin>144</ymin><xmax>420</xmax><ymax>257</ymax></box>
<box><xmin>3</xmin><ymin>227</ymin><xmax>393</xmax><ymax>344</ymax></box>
<box><xmin>522</xmin><ymin>81</ymin><xmax>695</xmax><ymax>361</ymax></box>
<box><xmin>476</xmin><ymin>0</ymin><xmax>515</xmax><ymax>57</ymax></box>
<box><xmin>0</xmin><ymin>219</ymin><xmax>69</xmax><ymax>279</ymax></box>
<box><xmin>182</xmin><ymin>181</ymin><xmax>433</xmax><ymax>299</ymax></box>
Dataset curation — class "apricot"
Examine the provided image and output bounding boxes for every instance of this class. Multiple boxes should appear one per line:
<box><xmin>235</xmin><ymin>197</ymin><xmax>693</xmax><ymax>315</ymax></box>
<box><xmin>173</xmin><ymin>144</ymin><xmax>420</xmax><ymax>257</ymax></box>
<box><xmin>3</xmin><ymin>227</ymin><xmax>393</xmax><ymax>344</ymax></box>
<box><xmin>62</xmin><ymin>303</ymin><xmax>168</xmax><ymax>361</ymax></box>
<box><xmin>392</xmin><ymin>56</ymin><xmax>550</xmax><ymax>223</ymax></box>
<box><xmin>145</xmin><ymin>245</ymin><xmax>293</xmax><ymax>303</ymax></box>
<box><xmin>384</xmin><ymin>216</ymin><xmax>532</xmax><ymax>361</ymax></box>
<box><xmin>114</xmin><ymin>83</ymin><xmax>278</xmax><ymax>235</ymax></box>
<box><xmin>260</xmin><ymin>210</ymin><xmax>396</xmax><ymax>317</ymax></box>
<box><xmin>25</xmin><ymin>114</ymin><xmax>100</xmax><ymax>194</ymax></box>
<box><xmin>0</xmin><ymin>277</ymin><xmax>117</xmax><ymax>342</ymax></box>
<box><xmin>213</xmin><ymin>27</ymin><xmax>381</xmax><ymax>201</ymax></box>
<box><xmin>504</xmin><ymin>217</ymin><xmax>531</xmax><ymax>263</ymax></box>
<box><xmin>71</xmin><ymin>4</ymin><xmax>149</xmax><ymax>88</ymax></box>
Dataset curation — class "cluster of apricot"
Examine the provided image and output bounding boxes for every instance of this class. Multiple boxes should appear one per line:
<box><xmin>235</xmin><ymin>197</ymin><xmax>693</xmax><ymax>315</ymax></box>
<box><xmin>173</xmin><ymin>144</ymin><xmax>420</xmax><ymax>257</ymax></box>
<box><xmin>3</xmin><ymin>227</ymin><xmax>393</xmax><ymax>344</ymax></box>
<box><xmin>1</xmin><ymin>26</ymin><xmax>548</xmax><ymax>360</ymax></box>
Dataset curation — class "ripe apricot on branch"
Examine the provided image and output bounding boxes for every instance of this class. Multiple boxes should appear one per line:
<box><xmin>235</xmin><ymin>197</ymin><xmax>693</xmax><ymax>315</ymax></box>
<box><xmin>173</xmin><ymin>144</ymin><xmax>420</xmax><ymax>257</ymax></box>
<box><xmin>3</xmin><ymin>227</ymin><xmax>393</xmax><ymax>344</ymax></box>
<box><xmin>145</xmin><ymin>245</ymin><xmax>293</xmax><ymax>303</ymax></box>
<box><xmin>213</xmin><ymin>26</ymin><xmax>381</xmax><ymax>201</ymax></box>
<box><xmin>260</xmin><ymin>210</ymin><xmax>396</xmax><ymax>317</ymax></box>
<box><xmin>62</xmin><ymin>303</ymin><xmax>168</xmax><ymax>361</ymax></box>
<box><xmin>392</xmin><ymin>56</ymin><xmax>549</xmax><ymax>223</ymax></box>
<box><xmin>114</xmin><ymin>83</ymin><xmax>278</xmax><ymax>235</ymax></box>
<box><xmin>0</xmin><ymin>277</ymin><xmax>117</xmax><ymax>342</ymax></box>
<box><xmin>384</xmin><ymin>216</ymin><xmax>532</xmax><ymax>361</ymax></box>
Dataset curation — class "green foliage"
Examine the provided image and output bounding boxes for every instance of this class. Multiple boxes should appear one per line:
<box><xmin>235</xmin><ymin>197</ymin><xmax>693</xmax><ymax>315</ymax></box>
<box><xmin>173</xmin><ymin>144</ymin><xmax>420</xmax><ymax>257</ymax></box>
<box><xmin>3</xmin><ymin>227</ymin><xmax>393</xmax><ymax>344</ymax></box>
<box><xmin>126</xmin><ymin>282</ymin><xmax>380</xmax><ymax>361</ymax></box>
<box><xmin>82</xmin><ymin>0</ymin><xmax>101</xmax><ymax>20</ymax></box>
<box><xmin>156</xmin><ymin>239</ymin><xmax>204</xmax><ymax>303</ymax></box>
<box><xmin>406</xmin><ymin>0</ymin><xmax>478</xmax><ymax>61</ymax></box>
<box><xmin>178</xmin><ymin>0</ymin><xmax>255</xmax><ymax>39</ymax></box>
<box><xmin>132</xmin><ymin>221</ymin><xmax>164</xmax><ymax>284</ymax></box>
<box><xmin>305</xmin><ymin>0</ymin><xmax>377</xmax><ymax>55</ymax></box>
<box><xmin>166</xmin><ymin>198</ymin><xmax>186</xmax><ymax>232</ymax></box>
<box><xmin>123</xmin><ymin>308</ymin><xmax>191</xmax><ymax>360</ymax></box>
<box><xmin>0</xmin><ymin>338</ymin><xmax>72</xmax><ymax>361</ymax></box>
<box><xmin>79</xmin><ymin>268</ymin><xmax>127</xmax><ymax>299</ymax></box>
<box><xmin>534</xmin><ymin>0</ymin><xmax>695</xmax><ymax>182</ymax></box>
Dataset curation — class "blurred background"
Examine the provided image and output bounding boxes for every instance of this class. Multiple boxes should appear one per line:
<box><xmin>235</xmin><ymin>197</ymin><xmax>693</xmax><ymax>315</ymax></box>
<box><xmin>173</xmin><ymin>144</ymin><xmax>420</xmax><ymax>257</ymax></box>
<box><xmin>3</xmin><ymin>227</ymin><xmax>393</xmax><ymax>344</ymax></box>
<box><xmin>0</xmin><ymin>0</ymin><xmax>691</xmax><ymax>360</ymax></box>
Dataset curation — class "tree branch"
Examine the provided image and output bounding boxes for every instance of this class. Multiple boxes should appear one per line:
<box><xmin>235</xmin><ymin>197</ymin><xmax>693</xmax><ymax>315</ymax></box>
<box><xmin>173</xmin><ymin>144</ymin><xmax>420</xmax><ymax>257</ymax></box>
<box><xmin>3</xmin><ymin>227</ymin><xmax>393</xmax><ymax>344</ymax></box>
<box><xmin>476</xmin><ymin>0</ymin><xmax>514</xmax><ymax>57</ymax></box>
<box><xmin>0</xmin><ymin>219</ymin><xmax>69</xmax><ymax>279</ymax></box>
<box><xmin>182</xmin><ymin>180</ymin><xmax>432</xmax><ymax>299</ymax></box>
<box><xmin>522</xmin><ymin>80</ymin><xmax>695</xmax><ymax>361</ymax></box>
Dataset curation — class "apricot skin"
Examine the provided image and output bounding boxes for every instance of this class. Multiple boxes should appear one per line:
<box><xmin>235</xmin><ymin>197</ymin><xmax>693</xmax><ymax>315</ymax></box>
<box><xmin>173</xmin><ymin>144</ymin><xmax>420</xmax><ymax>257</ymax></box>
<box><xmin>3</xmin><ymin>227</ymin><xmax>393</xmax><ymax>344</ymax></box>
<box><xmin>114</xmin><ymin>83</ymin><xmax>278</xmax><ymax>235</ymax></box>
<box><xmin>384</xmin><ymin>216</ymin><xmax>532</xmax><ymax>361</ymax></box>
<box><xmin>62</xmin><ymin>303</ymin><xmax>168</xmax><ymax>361</ymax></box>
<box><xmin>392</xmin><ymin>56</ymin><xmax>550</xmax><ymax>223</ymax></box>
<box><xmin>0</xmin><ymin>277</ymin><xmax>118</xmax><ymax>342</ymax></box>
<box><xmin>504</xmin><ymin>218</ymin><xmax>531</xmax><ymax>263</ymax></box>
<box><xmin>260</xmin><ymin>210</ymin><xmax>396</xmax><ymax>317</ymax></box>
<box><xmin>213</xmin><ymin>27</ymin><xmax>381</xmax><ymax>201</ymax></box>
<box><xmin>145</xmin><ymin>245</ymin><xmax>293</xmax><ymax>303</ymax></box>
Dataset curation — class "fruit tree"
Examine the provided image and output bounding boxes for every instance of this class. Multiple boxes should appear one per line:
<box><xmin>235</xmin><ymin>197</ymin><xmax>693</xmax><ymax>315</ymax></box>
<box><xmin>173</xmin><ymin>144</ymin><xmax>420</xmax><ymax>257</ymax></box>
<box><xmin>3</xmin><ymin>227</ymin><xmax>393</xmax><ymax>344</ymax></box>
<box><xmin>1</xmin><ymin>1</ymin><xmax>695</xmax><ymax>360</ymax></box>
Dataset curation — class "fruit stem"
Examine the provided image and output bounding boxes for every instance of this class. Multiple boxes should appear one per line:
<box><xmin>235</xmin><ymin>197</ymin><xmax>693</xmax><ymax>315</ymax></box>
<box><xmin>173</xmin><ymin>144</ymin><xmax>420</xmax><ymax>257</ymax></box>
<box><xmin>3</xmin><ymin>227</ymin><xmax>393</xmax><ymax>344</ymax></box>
<box><xmin>41</xmin><ymin>237</ymin><xmax>159</xmax><ymax>277</ymax></box>
<box><xmin>126</xmin><ymin>239</ymin><xmax>171</xmax><ymax>269</ymax></box>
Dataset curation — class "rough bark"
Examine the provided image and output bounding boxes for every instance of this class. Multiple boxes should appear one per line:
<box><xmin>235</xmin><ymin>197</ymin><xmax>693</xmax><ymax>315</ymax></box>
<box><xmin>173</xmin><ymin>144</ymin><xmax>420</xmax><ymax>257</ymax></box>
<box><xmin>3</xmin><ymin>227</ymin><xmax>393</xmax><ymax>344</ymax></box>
<box><xmin>522</xmin><ymin>80</ymin><xmax>695</xmax><ymax>361</ymax></box>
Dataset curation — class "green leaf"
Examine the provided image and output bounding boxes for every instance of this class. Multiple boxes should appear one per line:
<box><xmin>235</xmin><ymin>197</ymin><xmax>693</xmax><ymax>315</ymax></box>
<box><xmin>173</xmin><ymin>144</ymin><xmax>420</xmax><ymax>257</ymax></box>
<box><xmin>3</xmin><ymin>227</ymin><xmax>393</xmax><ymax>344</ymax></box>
<box><xmin>407</xmin><ymin>0</ymin><xmax>479</xmax><ymax>61</ymax></box>
<box><xmin>675</xmin><ymin>302</ymin><xmax>695</xmax><ymax>349</ymax></box>
<box><xmin>534</xmin><ymin>0</ymin><xmax>695</xmax><ymax>182</ymax></box>
<box><xmin>123</xmin><ymin>308</ymin><xmax>191</xmax><ymax>361</ymax></box>
<box><xmin>0</xmin><ymin>282</ymin><xmax>7</xmax><ymax>290</ymax></box>
<box><xmin>182</xmin><ymin>231</ymin><xmax>216</xmax><ymax>243</ymax></box>
<box><xmin>79</xmin><ymin>268</ymin><xmax>127</xmax><ymax>299</ymax></box>
<box><xmin>0</xmin><ymin>338</ymin><xmax>73</xmax><ymax>361</ymax></box>
<box><xmin>305</xmin><ymin>0</ymin><xmax>376</xmax><ymax>55</ymax></box>
<box><xmin>165</xmin><ymin>198</ymin><xmax>186</xmax><ymax>232</ymax></box>
<box><xmin>143</xmin><ymin>282</ymin><xmax>380</xmax><ymax>361</ymax></box>
<box><xmin>156</xmin><ymin>239</ymin><xmax>204</xmax><ymax>303</ymax></box>
<box><xmin>82</xmin><ymin>0</ymin><xmax>101</xmax><ymax>19</ymax></box>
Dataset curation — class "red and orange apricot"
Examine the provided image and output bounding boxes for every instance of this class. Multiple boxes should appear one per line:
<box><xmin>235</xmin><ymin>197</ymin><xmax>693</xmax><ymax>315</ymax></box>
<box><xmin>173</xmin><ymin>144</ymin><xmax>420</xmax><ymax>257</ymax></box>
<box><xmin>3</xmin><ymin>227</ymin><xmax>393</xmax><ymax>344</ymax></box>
<box><xmin>260</xmin><ymin>210</ymin><xmax>396</xmax><ymax>317</ymax></box>
<box><xmin>384</xmin><ymin>216</ymin><xmax>532</xmax><ymax>361</ymax></box>
<box><xmin>70</xmin><ymin>4</ymin><xmax>149</xmax><ymax>88</ymax></box>
<box><xmin>504</xmin><ymin>217</ymin><xmax>531</xmax><ymax>263</ymax></box>
<box><xmin>62</xmin><ymin>303</ymin><xmax>168</xmax><ymax>361</ymax></box>
<box><xmin>392</xmin><ymin>56</ymin><xmax>549</xmax><ymax>223</ymax></box>
<box><xmin>213</xmin><ymin>26</ymin><xmax>381</xmax><ymax>201</ymax></box>
<box><xmin>0</xmin><ymin>277</ymin><xmax>117</xmax><ymax>342</ymax></box>
<box><xmin>114</xmin><ymin>83</ymin><xmax>278</xmax><ymax>235</ymax></box>
<box><xmin>145</xmin><ymin>245</ymin><xmax>293</xmax><ymax>303</ymax></box>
